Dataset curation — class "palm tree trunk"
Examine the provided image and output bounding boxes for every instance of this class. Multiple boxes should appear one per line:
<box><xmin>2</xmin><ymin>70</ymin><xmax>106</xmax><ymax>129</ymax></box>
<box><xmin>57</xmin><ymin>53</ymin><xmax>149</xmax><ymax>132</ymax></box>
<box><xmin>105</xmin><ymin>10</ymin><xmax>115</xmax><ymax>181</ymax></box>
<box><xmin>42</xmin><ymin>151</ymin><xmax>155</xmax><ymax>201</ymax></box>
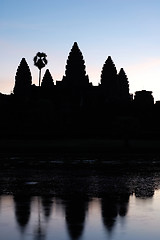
<box><xmin>39</xmin><ymin>69</ymin><xmax>41</xmax><ymax>86</ymax></box>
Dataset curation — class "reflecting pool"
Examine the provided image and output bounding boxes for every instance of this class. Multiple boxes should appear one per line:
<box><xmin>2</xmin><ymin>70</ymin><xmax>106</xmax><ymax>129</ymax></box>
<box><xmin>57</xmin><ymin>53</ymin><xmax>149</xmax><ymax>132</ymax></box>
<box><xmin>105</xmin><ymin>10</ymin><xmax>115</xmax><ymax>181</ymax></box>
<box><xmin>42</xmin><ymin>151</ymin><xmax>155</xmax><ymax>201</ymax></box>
<box><xmin>1</xmin><ymin>157</ymin><xmax>160</xmax><ymax>240</ymax></box>
<box><xmin>1</xmin><ymin>181</ymin><xmax>160</xmax><ymax>239</ymax></box>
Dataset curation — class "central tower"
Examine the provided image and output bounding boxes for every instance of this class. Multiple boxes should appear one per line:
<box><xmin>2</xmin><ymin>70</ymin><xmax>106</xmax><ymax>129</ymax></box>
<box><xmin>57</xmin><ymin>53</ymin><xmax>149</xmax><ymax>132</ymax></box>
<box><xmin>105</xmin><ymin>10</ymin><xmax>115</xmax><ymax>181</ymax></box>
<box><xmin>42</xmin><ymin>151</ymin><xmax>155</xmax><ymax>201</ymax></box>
<box><xmin>62</xmin><ymin>42</ymin><xmax>89</xmax><ymax>89</ymax></box>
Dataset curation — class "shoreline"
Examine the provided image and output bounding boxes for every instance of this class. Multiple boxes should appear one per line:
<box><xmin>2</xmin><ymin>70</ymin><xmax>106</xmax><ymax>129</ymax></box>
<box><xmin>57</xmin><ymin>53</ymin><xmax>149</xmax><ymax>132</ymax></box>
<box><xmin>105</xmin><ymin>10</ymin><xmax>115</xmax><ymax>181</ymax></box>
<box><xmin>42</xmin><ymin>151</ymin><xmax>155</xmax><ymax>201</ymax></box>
<box><xmin>0</xmin><ymin>137</ymin><xmax>160</xmax><ymax>154</ymax></box>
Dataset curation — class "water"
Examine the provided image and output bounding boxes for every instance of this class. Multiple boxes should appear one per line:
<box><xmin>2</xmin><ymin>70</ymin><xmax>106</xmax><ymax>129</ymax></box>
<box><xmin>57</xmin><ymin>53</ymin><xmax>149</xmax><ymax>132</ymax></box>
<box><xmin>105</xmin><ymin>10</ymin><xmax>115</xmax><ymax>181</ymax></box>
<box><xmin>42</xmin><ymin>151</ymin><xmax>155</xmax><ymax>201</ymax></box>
<box><xmin>1</xmin><ymin>157</ymin><xmax>160</xmax><ymax>240</ymax></box>
<box><xmin>1</xmin><ymin>187</ymin><xmax>160</xmax><ymax>239</ymax></box>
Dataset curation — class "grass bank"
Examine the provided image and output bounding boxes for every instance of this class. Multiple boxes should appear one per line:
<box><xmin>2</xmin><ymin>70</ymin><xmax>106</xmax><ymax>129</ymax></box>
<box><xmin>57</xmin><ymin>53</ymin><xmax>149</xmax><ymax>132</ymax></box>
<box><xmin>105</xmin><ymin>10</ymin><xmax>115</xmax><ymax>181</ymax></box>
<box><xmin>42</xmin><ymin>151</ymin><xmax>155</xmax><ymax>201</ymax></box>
<box><xmin>0</xmin><ymin>138</ymin><xmax>160</xmax><ymax>155</ymax></box>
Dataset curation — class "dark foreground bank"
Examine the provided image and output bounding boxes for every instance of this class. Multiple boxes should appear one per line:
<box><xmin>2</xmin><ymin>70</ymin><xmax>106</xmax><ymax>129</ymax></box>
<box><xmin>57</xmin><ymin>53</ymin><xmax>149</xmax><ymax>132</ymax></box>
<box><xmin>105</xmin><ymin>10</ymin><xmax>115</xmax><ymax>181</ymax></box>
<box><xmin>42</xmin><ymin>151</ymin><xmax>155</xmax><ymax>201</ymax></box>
<box><xmin>0</xmin><ymin>137</ymin><xmax>160</xmax><ymax>155</ymax></box>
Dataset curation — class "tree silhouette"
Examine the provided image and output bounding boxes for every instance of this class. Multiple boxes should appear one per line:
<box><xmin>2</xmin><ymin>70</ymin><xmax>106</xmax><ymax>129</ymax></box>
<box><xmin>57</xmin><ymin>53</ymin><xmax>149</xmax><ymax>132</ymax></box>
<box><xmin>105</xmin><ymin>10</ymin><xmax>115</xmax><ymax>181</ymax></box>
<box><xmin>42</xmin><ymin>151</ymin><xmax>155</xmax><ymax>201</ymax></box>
<box><xmin>33</xmin><ymin>52</ymin><xmax>48</xmax><ymax>86</ymax></box>
<box><xmin>62</xmin><ymin>42</ymin><xmax>89</xmax><ymax>88</ymax></box>
<box><xmin>14</xmin><ymin>58</ymin><xmax>32</xmax><ymax>96</ymax></box>
<box><xmin>41</xmin><ymin>69</ymin><xmax>54</xmax><ymax>89</ymax></box>
<box><xmin>117</xmin><ymin>68</ymin><xmax>130</xmax><ymax>103</ymax></box>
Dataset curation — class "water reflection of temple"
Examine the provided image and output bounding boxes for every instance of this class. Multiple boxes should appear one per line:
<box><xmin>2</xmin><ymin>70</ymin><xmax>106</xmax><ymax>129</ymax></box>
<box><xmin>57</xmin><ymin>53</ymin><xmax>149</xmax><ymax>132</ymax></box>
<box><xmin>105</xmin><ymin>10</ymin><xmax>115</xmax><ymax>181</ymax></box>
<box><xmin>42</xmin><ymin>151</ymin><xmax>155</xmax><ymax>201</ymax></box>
<box><xmin>14</xmin><ymin>194</ymin><xmax>32</xmax><ymax>232</ymax></box>
<box><xmin>9</xmin><ymin>174</ymin><xmax>157</xmax><ymax>238</ymax></box>
<box><xmin>1</xmin><ymin>187</ymin><xmax>160</xmax><ymax>240</ymax></box>
<box><xmin>12</xmin><ymin>192</ymin><xmax>140</xmax><ymax>237</ymax></box>
<box><xmin>101</xmin><ymin>192</ymin><xmax>130</xmax><ymax>232</ymax></box>
<box><xmin>64</xmin><ymin>195</ymin><xmax>89</xmax><ymax>240</ymax></box>
<box><xmin>41</xmin><ymin>195</ymin><xmax>54</xmax><ymax>220</ymax></box>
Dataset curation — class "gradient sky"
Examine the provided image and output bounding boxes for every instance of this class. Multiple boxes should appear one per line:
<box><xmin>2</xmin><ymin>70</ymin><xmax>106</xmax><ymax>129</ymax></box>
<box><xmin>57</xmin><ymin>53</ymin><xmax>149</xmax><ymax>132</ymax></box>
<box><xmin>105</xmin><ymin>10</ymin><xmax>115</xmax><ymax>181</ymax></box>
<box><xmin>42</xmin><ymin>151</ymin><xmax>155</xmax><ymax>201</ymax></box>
<box><xmin>1</xmin><ymin>0</ymin><xmax>160</xmax><ymax>100</ymax></box>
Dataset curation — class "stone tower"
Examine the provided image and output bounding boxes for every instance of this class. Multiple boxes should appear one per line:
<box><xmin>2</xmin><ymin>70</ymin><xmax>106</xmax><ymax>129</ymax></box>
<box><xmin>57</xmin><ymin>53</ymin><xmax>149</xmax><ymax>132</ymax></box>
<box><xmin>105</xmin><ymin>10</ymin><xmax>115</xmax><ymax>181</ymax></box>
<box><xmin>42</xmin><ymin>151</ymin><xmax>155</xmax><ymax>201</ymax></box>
<box><xmin>62</xmin><ymin>42</ymin><xmax>89</xmax><ymax>89</ymax></box>
<box><xmin>117</xmin><ymin>68</ymin><xmax>130</xmax><ymax>103</ymax></box>
<box><xmin>100</xmin><ymin>56</ymin><xmax>118</xmax><ymax>103</ymax></box>
<box><xmin>14</xmin><ymin>58</ymin><xmax>32</xmax><ymax>96</ymax></box>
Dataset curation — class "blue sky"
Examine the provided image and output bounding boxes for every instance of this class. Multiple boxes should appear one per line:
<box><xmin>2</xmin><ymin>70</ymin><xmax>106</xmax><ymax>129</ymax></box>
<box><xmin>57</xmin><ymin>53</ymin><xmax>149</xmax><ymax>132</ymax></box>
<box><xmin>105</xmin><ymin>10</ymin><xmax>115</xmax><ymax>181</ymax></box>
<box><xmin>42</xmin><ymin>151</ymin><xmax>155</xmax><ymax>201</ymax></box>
<box><xmin>1</xmin><ymin>0</ymin><xmax>160</xmax><ymax>100</ymax></box>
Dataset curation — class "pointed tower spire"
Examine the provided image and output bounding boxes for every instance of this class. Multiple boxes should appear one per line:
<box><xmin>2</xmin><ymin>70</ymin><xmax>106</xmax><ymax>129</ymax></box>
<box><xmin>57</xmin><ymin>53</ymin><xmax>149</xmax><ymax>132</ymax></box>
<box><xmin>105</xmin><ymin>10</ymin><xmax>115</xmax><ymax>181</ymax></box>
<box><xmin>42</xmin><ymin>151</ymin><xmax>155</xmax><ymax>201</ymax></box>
<box><xmin>100</xmin><ymin>56</ymin><xmax>118</xmax><ymax>103</ymax></box>
<box><xmin>13</xmin><ymin>58</ymin><xmax>32</xmax><ymax>96</ymax></box>
<box><xmin>100</xmin><ymin>56</ymin><xmax>117</xmax><ymax>86</ymax></box>
<box><xmin>62</xmin><ymin>42</ymin><xmax>89</xmax><ymax>88</ymax></box>
<box><xmin>41</xmin><ymin>69</ymin><xmax>54</xmax><ymax>88</ymax></box>
<box><xmin>118</xmin><ymin>68</ymin><xmax>130</xmax><ymax>103</ymax></box>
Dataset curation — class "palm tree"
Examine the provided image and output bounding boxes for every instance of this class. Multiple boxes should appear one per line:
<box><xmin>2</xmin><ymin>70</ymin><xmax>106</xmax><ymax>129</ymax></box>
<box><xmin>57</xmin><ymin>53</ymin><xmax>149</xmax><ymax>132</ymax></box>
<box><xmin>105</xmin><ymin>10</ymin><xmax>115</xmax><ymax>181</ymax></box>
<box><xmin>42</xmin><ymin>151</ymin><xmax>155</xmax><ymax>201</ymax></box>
<box><xmin>33</xmin><ymin>52</ymin><xmax>48</xmax><ymax>86</ymax></box>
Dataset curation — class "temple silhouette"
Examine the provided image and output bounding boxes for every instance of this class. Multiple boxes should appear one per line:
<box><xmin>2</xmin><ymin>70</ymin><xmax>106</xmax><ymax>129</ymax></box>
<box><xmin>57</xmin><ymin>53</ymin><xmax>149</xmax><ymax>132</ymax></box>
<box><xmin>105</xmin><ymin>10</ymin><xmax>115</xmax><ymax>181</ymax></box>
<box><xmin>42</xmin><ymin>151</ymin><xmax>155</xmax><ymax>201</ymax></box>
<box><xmin>0</xmin><ymin>42</ymin><xmax>159</xmax><ymax>139</ymax></box>
<box><xmin>13</xmin><ymin>42</ymin><xmax>131</xmax><ymax>104</ymax></box>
